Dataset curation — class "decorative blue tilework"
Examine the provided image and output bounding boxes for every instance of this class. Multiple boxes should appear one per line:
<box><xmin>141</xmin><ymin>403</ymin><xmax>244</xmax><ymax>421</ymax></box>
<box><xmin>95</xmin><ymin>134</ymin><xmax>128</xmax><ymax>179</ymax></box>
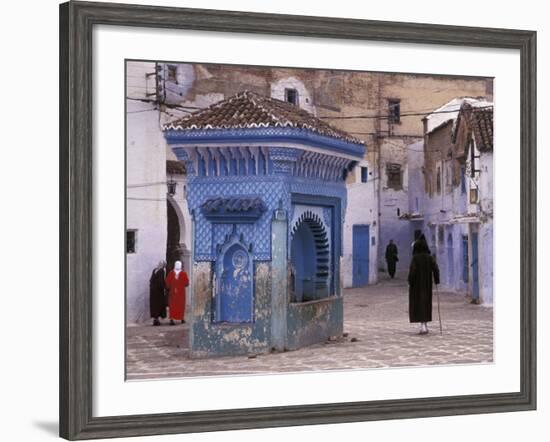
<box><xmin>165</xmin><ymin>127</ymin><xmax>365</xmax><ymax>158</ymax></box>
<box><xmin>168</xmin><ymin>130</ymin><xmax>356</xmax><ymax>264</ymax></box>
<box><xmin>188</xmin><ymin>177</ymin><xmax>288</xmax><ymax>261</ymax></box>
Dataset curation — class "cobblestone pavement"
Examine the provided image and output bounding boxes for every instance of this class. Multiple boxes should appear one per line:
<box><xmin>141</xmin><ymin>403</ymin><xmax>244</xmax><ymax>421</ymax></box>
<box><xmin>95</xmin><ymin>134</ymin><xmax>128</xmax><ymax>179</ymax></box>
<box><xmin>126</xmin><ymin>278</ymin><xmax>493</xmax><ymax>380</ymax></box>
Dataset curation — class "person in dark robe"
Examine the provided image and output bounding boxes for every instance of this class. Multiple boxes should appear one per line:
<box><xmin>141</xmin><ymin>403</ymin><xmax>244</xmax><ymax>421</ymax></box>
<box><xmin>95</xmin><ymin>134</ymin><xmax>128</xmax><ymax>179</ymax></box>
<box><xmin>149</xmin><ymin>260</ymin><xmax>167</xmax><ymax>326</ymax></box>
<box><xmin>408</xmin><ymin>235</ymin><xmax>439</xmax><ymax>334</ymax></box>
<box><xmin>165</xmin><ymin>260</ymin><xmax>189</xmax><ymax>325</ymax></box>
<box><xmin>385</xmin><ymin>239</ymin><xmax>399</xmax><ymax>278</ymax></box>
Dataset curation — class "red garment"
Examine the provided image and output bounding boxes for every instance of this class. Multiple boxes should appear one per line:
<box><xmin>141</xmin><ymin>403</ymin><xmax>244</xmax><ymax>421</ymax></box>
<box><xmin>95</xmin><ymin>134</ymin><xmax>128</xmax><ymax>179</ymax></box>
<box><xmin>165</xmin><ymin>270</ymin><xmax>189</xmax><ymax>321</ymax></box>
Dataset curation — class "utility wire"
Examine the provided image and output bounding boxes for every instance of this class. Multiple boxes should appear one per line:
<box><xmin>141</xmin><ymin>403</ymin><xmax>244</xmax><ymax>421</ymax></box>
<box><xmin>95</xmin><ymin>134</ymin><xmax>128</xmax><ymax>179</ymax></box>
<box><xmin>125</xmin><ymin>96</ymin><xmax>492</xmax><ymax>120</ymax></box>
<box><xmin>318</xmin><ymin>106</ymin><xmax>493</xmax><ymax>120</ymax></box>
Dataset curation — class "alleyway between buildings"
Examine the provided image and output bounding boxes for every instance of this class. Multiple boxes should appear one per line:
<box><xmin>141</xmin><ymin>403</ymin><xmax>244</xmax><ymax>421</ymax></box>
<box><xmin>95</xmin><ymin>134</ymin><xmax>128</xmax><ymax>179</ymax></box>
<box><xmin>126</xmin><ymin>278</ymin><xmax>493</xmax><ymax>380</ymax></box>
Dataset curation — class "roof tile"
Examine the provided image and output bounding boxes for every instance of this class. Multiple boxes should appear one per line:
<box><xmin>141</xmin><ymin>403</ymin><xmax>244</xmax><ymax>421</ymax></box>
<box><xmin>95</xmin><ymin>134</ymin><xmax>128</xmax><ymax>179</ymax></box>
<box><xmin>162</xmin><ymin>90</ymin><xmax>363</xmax><ymax>145</ymax></box>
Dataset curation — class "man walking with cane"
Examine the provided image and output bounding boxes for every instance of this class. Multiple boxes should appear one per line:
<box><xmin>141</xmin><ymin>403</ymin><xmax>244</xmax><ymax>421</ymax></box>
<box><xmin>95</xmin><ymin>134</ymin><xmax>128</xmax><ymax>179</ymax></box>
<box><xmin>408</xmin><ymin>235</ymin><xmax>440</xmax><ymax>335</ymax></box>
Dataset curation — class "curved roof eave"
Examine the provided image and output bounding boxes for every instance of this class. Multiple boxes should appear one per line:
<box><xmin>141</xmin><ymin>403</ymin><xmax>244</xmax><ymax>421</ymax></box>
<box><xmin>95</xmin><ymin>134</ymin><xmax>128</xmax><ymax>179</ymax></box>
<box><xmin>164</xmin><ymin>126</ymin><xmax>366</xmax><ymax>159</ymax></box>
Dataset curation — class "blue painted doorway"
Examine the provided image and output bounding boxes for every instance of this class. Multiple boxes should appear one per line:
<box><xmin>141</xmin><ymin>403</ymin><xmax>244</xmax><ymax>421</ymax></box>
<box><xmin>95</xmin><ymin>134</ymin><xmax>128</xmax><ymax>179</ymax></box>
<box><xmin>290</xmin><ymin>211</ymin><xmax>330</xmax><ymax>302</ymax></box>
<box><xmin>352</xmin><ymin>225</ymin><xmax>370</xmax><ymax>287</ymax></box>
<box><xmin>471</xmin><ymin>231</ymin><xmax>480</xmax><ymax>301</ymax></box>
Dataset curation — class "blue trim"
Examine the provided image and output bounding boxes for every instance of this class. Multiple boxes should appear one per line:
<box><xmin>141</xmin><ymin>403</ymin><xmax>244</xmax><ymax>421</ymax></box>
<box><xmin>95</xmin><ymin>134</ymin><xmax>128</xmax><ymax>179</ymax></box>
<box><xmin>164</xmin><ymin>127</ymin><xmax>366</xmax><ymax>158</ymax></box>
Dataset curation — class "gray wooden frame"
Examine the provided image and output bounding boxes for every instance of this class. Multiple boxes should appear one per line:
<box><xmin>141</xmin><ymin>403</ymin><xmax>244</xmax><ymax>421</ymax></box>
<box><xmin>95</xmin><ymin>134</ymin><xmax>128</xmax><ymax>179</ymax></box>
<box><xmin>59</xmin><ymin>1</ymin><xmax>537</xmax><ymax>439</ymax></box>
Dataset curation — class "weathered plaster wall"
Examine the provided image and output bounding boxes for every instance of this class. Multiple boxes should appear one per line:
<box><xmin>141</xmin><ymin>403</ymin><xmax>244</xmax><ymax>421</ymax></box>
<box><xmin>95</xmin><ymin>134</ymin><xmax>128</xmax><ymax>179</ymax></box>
<box><xmin>271</xmin><ymin>76</ymin><xmax>316</xmax><ymax>115</ymax></box>
<box><xmin>378</xmin><ymin>74</ymin><xmax>491</xmax><ymax>138</ymax></box>
<box><xmin>190</xmin><ymin>261</ymin><xmax>272</xmax><ymax>358</ymax></box>
<box><xmin>343</xmin><ymin>160</ymin><xmax>379</xmax><ymax>287</ymax></box>
<box><xmin>479</xmin><ymin>221</ymin><xmax>494</xmax><ymax>305</ymax></box>
<box><xmin>286</xmin><ymin>297</ymin><xmax>343</xmax><ymax>350</ymax></box>
<box><xmin>479</xmin><ymin>152</ymin><xmax>494</xmax><ymax>305</ymax></box>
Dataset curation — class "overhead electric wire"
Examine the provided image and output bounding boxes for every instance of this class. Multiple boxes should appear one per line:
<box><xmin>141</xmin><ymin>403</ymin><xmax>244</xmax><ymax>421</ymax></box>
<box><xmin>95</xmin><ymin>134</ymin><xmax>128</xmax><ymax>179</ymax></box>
<box><xmin>318</xmin><ymin>105</ymin><xmax>493</xmax><ymax>120</ymax></box>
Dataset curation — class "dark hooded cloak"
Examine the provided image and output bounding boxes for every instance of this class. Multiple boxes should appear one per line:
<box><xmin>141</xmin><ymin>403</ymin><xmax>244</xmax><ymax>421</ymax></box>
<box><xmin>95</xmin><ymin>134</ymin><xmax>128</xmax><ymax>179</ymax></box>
<box><xmin>149</xmin><ymin>267</ymin><xmax>167</xmax><ymax>319</ymax></box>
<box><xmin>408</xmin><ymin>237</ymin><xmax>440</xmax><ymax>323</ymax></box>
<box><xmin>385</xmin><ymin>242</ymin><xmax>399</xmax><ymax>278</ymax></box>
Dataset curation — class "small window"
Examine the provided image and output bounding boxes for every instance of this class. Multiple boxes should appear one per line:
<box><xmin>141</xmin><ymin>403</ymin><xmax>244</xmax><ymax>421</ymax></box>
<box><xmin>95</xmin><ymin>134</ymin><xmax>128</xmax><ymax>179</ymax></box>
<box><xmin>460</xmin><ymin>164</ymin><xmax>466</xmax><ymax>194</ymax></box>
<box><xmin>166</xmin><ymin>64</ymin><xmax>177</xmax><ymax>82</ymax></box>
<box><xmin>469</xmin><ymin>188</ymin><xmax>479</xmax><ymax>204</ymax></box>
<box><xmin>360</xmin><ymin>166</ymin><xmax>368</xmax><ymax>183</ymax></box>
<box><xmin>285</xmin><ymin>88</ymin><xmax>299</xmax><ymax>105</ymax></box>
<box><xmin>386</xmin><ymin>163</ymin><xmax>402</xmax><ymax>189</ymax></box>
<box><xmin>436</xmin><ymin>166</ymin><xmax>442</xmax><ymax>194</ymax></box>
<box><xmin>126</xmin><ymin>230</ymin><xmax>137</xmax><ymax>254</ymax></box>
<box><xmin>388</xmin><ymin>99</ymin><xmax>401</xmax><ymax>124</ymax></box>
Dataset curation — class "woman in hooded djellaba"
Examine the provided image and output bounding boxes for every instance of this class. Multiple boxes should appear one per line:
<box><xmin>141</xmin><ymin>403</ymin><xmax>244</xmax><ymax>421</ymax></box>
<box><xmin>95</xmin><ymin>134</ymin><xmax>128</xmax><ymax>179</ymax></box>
<box><xmin>408</xmin><ymin>235</ymin><xmax>439</xmax><ymax>334</ymax></box>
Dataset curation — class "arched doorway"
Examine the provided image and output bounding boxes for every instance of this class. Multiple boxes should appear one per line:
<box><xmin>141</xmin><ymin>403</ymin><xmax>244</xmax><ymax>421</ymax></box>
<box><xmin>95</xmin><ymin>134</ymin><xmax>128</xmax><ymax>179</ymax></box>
<box><xmin>166</xmin><ymin>199</ymin><xmax>181</xmax><ymax>271</ymax></box>
<box><xmin>290</xmin><ymin>211</ymin><xmax>330</xmax><ymax>302</ymax></box>
<box><xmin>166</xmin><ymin>196</ymin><xmax>190</xmax><ymax>273</ymax></box>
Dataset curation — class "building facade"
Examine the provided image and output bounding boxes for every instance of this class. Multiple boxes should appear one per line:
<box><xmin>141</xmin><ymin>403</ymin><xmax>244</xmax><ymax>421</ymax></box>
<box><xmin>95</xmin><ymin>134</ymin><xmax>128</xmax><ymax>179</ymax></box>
<box><xmin>422</xmin><ymin>99</ymin><xmax>494</xmax><ymax>304</ymax></box>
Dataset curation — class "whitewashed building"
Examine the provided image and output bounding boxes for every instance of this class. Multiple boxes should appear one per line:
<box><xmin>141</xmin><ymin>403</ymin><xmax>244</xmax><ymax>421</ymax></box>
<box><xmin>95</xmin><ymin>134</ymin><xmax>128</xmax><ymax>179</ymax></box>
<box><xmin>126</xmin><ymin>61</ymin><xmax>192</xmax><ymax>323</ymax></box>
<box><xmin>422</xmin><ymin>98</ymin><xmax>494</xmax><ymax>304</ymax></box>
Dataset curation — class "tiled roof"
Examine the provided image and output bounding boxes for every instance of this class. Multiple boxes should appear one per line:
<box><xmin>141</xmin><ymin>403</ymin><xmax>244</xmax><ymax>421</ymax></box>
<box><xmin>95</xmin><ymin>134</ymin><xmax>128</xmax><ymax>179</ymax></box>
<box><xmin>425</xmin><ymin>97</ymin><xmax>493</xmax><ymax>135</ymax></box>
<box><xmin>470</xmin><ymin>106</ymin><xmax>493</xmax><ymax>152</ymax></box>
<box><xmin>162</xmin><ymin>90</ymin><xmax>364</xmax><ymax>145</ymax></box>
<box><xmin>166</xmin><ymin>160</ymin><xmax>186</xmax><ymax>175</ymax></box>
<box><xmin>453</xmin><ymin>102</ymin><xmax>493</xmax><ymax>152</ymax></box>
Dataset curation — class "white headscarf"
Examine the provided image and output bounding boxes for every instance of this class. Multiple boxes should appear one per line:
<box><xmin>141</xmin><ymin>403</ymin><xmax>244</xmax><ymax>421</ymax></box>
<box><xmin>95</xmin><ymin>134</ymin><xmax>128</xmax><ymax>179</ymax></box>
<box><xmin>174</xmin><ymin>260</ymin><xmax>182</xmax><ymax>278</ymax></box>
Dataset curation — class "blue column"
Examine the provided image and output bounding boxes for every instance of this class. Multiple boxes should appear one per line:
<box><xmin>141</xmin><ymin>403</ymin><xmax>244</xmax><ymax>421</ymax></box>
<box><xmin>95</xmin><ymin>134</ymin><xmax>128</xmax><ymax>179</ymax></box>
<box><xmin>271</xmin><ymin>206</ymin><xmax>288</xmax><ymax>351</ymax></box>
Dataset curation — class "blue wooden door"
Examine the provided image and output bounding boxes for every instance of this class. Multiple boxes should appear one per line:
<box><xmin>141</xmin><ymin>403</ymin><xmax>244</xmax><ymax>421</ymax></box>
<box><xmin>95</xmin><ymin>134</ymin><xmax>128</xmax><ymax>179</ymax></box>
<box><xmin>447</xmin><ymin>233</ymin><xmax>455</xmax><ymax>286</ymax></box>
<box><xmin>217</xmin><ymin>244</ymin><xmax>253</xmax><ymax>322</ymax></box>
<box><xmin>352</xmin><ymin>225</ymin><xmax>370</xmax><ymax>287</ymax></box>
<box><xmin>471</xmin><ymin>231</ymin><xmax>479</xmax><ymax>301</ymax></box>
<box><xmin>462</xmin><ymin>235</ymin><xmax>469</xmax><ymax>283</ymax></box>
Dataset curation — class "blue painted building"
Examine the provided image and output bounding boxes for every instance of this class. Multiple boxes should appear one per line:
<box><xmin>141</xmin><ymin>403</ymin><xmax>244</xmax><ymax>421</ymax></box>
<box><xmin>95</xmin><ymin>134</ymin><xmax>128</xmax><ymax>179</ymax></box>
<box><xmin>163</xmin><ymin>91</ymin><xmax>366</xmax><ymax>357</ymax></box>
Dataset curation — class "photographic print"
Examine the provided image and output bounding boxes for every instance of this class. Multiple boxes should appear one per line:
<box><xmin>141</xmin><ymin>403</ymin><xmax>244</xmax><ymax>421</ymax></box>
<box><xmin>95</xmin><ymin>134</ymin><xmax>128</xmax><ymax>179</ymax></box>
<box><xmin>125</xmin><ymin>60</ymin><xmax>494</xmax><ymax>380</ymax></box>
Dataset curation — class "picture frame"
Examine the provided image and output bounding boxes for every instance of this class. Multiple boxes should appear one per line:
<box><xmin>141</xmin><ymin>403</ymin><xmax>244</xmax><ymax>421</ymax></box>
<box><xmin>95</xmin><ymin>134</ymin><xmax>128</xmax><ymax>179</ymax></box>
<box><xmin>59</xmin><ymin>1</ymin><xmax>537</xmax><ymax>439</ymax></box>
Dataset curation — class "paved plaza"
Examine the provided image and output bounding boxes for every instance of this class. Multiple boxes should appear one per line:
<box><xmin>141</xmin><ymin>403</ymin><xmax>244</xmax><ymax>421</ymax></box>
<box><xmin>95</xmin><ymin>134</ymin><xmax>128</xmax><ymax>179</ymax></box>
<box><xmin>126</xmin><ymin>278</ymin><xmax>493</xmax><ymax>380</ymax></box>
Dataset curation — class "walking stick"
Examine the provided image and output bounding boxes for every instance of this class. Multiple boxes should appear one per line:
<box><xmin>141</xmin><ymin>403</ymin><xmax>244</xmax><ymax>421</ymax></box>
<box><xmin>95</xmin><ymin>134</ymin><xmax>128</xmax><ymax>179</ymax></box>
<box><xmin>435</xmin><ymin>284</ymin><xmax>443</xmax><ymax>335</ymax></box>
